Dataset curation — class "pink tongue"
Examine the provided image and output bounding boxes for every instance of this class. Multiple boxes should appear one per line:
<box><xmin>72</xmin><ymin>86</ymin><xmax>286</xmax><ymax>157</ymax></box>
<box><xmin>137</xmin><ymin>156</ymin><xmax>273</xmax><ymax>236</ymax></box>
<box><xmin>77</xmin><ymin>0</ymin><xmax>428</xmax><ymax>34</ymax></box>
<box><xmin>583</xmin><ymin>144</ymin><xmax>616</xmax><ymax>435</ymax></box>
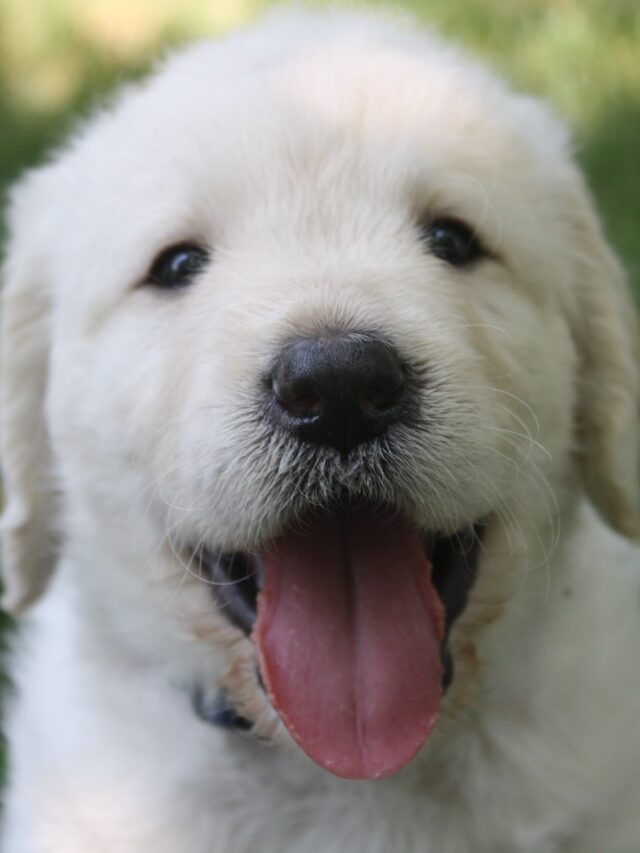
<box><xmin>253</xmin><ymin>509</ymin><xmax>444</xmax><ymax>780</ymax></box>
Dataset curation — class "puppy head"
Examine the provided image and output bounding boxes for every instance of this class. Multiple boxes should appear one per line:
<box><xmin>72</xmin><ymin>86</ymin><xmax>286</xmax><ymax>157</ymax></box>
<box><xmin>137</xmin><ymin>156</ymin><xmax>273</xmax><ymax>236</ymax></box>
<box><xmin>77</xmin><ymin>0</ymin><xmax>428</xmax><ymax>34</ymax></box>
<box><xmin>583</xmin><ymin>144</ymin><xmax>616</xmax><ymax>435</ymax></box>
<box><xmin>2</xmin><ymin>13</ymin><xmax>638</xmax><ymax>777</ymax></box>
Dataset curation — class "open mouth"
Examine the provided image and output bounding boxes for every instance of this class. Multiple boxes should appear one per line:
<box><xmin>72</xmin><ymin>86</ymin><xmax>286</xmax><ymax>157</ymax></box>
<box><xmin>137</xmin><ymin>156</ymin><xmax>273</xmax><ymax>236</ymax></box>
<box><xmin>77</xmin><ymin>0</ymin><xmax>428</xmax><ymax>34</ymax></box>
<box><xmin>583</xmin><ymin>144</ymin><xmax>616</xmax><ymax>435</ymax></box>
<box><xmin>197</xmin><ymin>505</ymin><xmax>483</xmax><ymax>780</ymax></box>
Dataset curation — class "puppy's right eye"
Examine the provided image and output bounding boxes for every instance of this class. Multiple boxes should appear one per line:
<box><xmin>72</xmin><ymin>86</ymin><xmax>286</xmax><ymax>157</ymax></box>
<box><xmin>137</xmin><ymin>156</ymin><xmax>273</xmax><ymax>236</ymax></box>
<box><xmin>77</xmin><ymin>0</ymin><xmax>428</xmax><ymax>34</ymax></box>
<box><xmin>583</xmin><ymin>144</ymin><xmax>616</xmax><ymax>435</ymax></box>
<box><xmin>146</xmin><ymin>243</ymin><xmax>210</xmax><ymax>289</ymax></box>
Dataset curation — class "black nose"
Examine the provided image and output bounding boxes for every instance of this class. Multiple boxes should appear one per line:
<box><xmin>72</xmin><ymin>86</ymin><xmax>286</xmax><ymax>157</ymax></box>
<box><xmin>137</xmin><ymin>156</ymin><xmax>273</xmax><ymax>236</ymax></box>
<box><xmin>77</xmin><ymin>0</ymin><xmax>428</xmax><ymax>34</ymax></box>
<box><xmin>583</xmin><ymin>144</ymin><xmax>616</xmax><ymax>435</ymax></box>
<box><xmin>269</xmin><ymin>333</ymin><xmax>406</xmax><ymax>455</ymax></box>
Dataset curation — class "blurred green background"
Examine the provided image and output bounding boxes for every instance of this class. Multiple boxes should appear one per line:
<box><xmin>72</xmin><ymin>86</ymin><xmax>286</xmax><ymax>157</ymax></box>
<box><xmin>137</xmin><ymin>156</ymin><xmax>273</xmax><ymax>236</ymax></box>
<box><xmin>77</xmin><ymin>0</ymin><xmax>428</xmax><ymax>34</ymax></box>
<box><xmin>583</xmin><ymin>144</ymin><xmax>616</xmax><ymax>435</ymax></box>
<box><xmin>0</xmin><ymin>0</ymin><xmax>639</xmax><ymax>792</ymax></box>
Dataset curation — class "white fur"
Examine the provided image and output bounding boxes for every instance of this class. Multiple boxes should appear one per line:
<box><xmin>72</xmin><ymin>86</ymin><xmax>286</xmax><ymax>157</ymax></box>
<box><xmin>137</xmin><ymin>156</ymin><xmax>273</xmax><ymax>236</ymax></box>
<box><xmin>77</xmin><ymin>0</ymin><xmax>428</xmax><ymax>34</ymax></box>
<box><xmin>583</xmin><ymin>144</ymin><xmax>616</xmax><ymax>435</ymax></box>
<box><xmin>2</xmin><ymin>11</ymin><xmax>640</xmax><ymax>851</ymax></box>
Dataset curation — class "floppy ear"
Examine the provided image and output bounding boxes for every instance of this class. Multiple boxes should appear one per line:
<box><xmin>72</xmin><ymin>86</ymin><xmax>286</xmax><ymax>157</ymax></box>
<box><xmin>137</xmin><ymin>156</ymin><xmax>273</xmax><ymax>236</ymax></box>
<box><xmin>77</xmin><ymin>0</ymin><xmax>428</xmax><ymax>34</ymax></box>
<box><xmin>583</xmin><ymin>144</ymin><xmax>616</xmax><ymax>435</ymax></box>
<box><xmin>569</xmin><ymin>175</ymin><xmax>640</xmax><ymax>540</ymax></box>
<box><xmin>1</xmin><ymin>169</ymin><xmax>59</xmax><ymax>614</ymax></box>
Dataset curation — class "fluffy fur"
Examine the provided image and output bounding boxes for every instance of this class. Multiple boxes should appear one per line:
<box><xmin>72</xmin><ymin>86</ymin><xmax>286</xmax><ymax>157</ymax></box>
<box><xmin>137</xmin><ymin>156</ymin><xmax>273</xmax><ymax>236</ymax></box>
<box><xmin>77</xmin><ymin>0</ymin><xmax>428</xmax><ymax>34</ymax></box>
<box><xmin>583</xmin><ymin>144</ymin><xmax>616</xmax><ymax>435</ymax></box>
<box><xmin>2</xmin><ymin>11</ymin><xmax>640</xmax><ymax>852</ymax></box>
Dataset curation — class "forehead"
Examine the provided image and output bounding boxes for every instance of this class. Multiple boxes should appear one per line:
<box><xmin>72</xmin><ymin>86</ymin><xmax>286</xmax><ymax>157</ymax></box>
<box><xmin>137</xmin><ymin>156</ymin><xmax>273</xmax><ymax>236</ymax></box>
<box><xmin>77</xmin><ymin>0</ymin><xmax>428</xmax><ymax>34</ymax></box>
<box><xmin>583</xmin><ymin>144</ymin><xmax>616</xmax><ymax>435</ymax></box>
<box><xmin>48</xmin><ymin>18</ymin><xmax>574</xmax><ymax>307</ymax></box>
<box><xmin>70</xmin><ymin>27</ymin><xmax>543</xmax><ymax>216</ymax></box>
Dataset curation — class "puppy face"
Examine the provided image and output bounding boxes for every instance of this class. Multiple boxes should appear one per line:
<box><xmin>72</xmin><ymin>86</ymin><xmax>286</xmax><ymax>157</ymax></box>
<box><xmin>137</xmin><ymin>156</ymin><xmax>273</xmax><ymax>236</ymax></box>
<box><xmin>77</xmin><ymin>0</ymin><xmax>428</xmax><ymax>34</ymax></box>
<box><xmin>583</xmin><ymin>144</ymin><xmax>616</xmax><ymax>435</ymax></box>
<box><xmin>2</xmin><ymin>14</ymin><xmax>638</xmax><ymax>780</ymax></box>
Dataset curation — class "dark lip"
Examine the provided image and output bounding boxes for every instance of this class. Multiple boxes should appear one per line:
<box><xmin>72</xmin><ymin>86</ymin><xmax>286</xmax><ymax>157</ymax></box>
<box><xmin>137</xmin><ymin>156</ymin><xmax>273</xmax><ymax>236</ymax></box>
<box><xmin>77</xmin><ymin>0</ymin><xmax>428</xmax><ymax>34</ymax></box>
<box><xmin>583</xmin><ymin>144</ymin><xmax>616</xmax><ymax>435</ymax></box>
<box><xmin>195</xmin><ymin>516</ymin><xmax>485</xmax><ymax>690</ymax></box>
<box><xmin>204</xmin><ymin>550</ymin><xmax>266</xmax><ymax>636</ymax></box>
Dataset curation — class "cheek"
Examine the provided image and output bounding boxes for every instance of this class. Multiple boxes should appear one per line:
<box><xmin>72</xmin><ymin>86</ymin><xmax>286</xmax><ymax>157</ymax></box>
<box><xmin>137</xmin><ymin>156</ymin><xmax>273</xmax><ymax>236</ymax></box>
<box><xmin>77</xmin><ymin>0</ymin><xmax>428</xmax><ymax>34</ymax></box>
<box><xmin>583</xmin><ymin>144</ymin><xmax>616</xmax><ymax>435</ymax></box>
<box><xmin>472</xmin><ymin>291</ymin><xmax>578</xmax><ymax>465</ymax></box>
<box><xmin>520</xmin><ymin>314</ymin><xmax>577</xmax><ymax>459</ymax></box>
<box><xmin>48</xmin><ymin>309</ymin><xmax>193</xmax><ymax>477</ymax></box>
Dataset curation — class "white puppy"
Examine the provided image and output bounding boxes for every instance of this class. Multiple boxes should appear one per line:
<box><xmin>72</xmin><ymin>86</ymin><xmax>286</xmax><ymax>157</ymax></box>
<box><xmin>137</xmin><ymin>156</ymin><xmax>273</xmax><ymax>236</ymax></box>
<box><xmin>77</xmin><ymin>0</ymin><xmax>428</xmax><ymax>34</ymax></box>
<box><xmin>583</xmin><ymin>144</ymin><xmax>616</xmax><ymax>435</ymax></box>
<box><xmin>2</xmin><ymin>11</ymin><xmax>640</xmax><ymax>852</ymax></box>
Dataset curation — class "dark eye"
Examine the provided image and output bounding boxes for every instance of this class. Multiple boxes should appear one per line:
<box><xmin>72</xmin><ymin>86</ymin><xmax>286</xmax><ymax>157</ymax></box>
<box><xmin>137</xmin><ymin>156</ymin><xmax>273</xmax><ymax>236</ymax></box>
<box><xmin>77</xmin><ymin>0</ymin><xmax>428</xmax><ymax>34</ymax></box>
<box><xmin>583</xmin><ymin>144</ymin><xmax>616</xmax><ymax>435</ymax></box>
<box><xmin>420</xmin><ymin>218</ymin><xmax>485</xmax><ymax>268</ymax></box>
<box><xmin>146</xmin><ymin>243</ymin><xmax>210</xmax><ymax>289</ymax></box>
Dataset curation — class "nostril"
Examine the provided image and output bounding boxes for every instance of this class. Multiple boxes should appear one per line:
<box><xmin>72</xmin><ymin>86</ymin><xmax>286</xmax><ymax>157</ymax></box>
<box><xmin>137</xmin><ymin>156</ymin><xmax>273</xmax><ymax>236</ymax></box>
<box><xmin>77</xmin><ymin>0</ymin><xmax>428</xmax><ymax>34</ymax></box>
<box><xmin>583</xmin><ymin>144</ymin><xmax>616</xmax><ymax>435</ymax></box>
<box><xmin>271</xmin><ymin>373</ymin><xmax>323</xmax><ymax>420</ymax></box>
<box><xmin>359</xmin><ymin>373</ymin><xmax>405</xmax><ymax>413</ymax></box>
<box><xmin>277</xmin><ymin>389</ymin><xmax>323</xmax><ymax>420</ymax></box>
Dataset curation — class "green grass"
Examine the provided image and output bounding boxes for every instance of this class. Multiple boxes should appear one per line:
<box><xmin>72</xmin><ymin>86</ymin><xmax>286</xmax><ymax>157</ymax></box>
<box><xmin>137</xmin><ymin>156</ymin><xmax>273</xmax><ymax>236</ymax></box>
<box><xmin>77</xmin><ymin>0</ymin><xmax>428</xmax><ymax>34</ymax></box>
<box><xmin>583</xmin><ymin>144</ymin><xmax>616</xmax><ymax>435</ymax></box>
<box><xmin>0</xmin><ymin>0</ymin><xmax>639</xmax><ymax>793</ymax></box>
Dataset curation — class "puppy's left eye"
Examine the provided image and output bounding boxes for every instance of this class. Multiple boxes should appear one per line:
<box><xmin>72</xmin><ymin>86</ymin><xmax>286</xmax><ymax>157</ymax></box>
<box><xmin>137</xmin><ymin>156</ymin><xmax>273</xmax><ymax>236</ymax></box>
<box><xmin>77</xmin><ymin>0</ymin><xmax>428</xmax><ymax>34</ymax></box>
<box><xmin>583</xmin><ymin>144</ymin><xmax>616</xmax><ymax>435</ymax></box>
<box><xmin>146</xmin><ymin>243</ymin><xmax>210</xmax><ymax>289</ymax></box>
<box><xmin>420</xmin><ymin>218</ymin><xmax>485</xmax><ymax>268</ymax></box>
